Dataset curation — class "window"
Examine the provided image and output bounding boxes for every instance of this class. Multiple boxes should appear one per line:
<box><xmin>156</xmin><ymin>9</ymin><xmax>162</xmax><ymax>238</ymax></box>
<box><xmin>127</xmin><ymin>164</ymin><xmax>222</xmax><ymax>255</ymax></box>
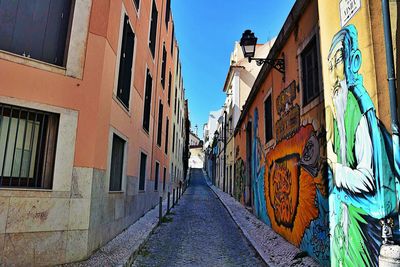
<box><xmin>174</xmin><ymin>87</ymin><xmax>178</xmax><ymax>114</ymax></box>
<box><xmin>116</xmin><ymin>15</ymin><xmax>135</xmax><ymax>109</ymax></box>
<box><xmin>167</xmin><ymin>72</ymin><xmax>172</xmax><ymax>105</ymax></box>
<box><xmin>161</xmin><ymin>45</ymin><xmax>167</xmax><ymax>88</ymax></box>
<box><xmin>133</xmin><ymin>0</ymin><xmax>140</xmax><ymax>10</ymax></box>
<box><xmin>0</xmin><ymin>0</ymin><xmax>73</xmax><ymax>66</ymax></box>
<box><xmin>139</xmin><ymin>152</ymin><xmax>147</xmax><ymax>191</ymax></box>
<box><xmin>148</xmin><ymin>0</ymin><xmax>158</xmax><ymax>58</ymax></box>
<box><xmin>264</xmin><ymin>95</ymin><xmax>273</xmax><ymax>143</ymax></box>
<box><xmin>165</xmin><ymin>118</ymin><xmax>169</xmax><ymax>154</ymax></box>
<box><xmin>170</xmin><ymin>25</ymin><xmax>174</xmax><ymax>56</ymax></box>
<box><xmin>171</xmin><ymin>163</ymin><xmax>174</xmax><ymax>183</ymax></box>
<box><xmin>172</xmin><ymin>124</ymin><xmax>176</xmax><ymax>153</ymax></box>
<box><xmin>301</xmin><ymin>37</ymin><xmax>320</xmax><ymax>106</ymax></box>
<box><xmin>163</xmin><ymin>167</ymin><xmax>166</xmax><ymax>191</ymax></box>
<box><xmin>109</xmin><ymin>134</ymin><xmax>125</xmax><ymax>191</ymax></box>
<box><xmin>157</xmin><ymin>100</ymin><xmax>163</xmax><ymax>146</ymax></box>
<box><xmin>154</xmin><ymin>162</ymin><xmax>159</xmax><ymax>191</ymax></box>
<box><xmin>0</xmin><ymin>104</ymin><xmax>59</xmax><ymax>188</ymax></box>
<box><xmin>143</xmin><ymin>69</ymin><xmax>153</xmax><ymax>132</ymax></box>
<box><xmin>165</xmin><ymin>0</ymin><xmax>171</xmax><ymax>28</ymax></box>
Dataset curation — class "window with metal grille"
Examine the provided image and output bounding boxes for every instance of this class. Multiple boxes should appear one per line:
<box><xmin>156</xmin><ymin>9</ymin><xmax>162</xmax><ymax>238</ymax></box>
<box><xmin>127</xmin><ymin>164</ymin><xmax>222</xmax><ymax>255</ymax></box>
<box><xmin>117</xmin><ymin>15</ymin><xmax>135</xmax><ymax>109</ymax></box>
<box><xmin>157</xmin><ymin>100</ymin><xmax>163</xmax><ymax>146</ymax></box>
<box><xmin>167</xmin><ymin>71</ymin><xmax>172</xmax><ymax>105</ymax></box>
<box><xmin>163</xmin><ymin>166</ymin><xmax>166</xmax><ymax>191</ymax></box>
<box><xmin>0</xmin><ymin>0</ymin><xmax>73</xmax><ymax>66</ymax></box>
<box><xmin>109</xmin><ymin>134</ymin><xmax>125</xmax><ymax>191</ymax></box>
<box><xmin>148</xmin><ymin>0</ymin><xmax>158</xmax><ymax>58</ymax></box>
<box><xmin>143</xmin><ymin>69</ymin><xmax>153</xmax><ymax>132</ymax></box>
<box><xmin>154</xmin><ymin>162</ymin><xmax>159</xmax><ymax>191</ymax></box>
<box><xmin>264</xmin><ymin>95</ymin><xmax>273</xmax><ymax>143</ymax></box>
<box><xmin>301</xmin><ymin>37</ymin><xmax>320</xmax><ymax>106</ymax></box>
<box><xmin>165</xmin><ymin>118</ymin><xmax>169</xmax><ymax>154</ymax></box>
<box><xmin>139</xmin><ymin>152</ymin><xmax>147</xmax><ymax>191</ymax></box>
<box><xmin>133</xmin><ymin>0</ymin><xmax>140</xmax><ymax>11</ymax></box>
<box><xmin>0</xmin><ymin>104</ymin><xmax>59</xmax><ymax>189</ymax></box>
<box><xmin>161</xmin><ymin>44</ymin><xmax>167</xmax><ymax>88</ymax></box>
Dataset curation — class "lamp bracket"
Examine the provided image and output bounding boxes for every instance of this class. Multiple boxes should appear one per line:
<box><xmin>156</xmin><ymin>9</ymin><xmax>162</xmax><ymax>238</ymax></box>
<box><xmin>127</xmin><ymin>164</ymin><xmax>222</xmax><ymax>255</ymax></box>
<box><xmin>250</xmin><ymin>58</ymin><xmax>285</xmax><ymax>74</ymax></box>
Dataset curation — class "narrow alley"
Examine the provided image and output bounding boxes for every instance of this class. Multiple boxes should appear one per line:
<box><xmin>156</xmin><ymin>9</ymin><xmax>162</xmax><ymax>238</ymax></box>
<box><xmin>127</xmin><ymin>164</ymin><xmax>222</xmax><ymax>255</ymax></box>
<box><xmin>132</xmin><ymin>169</ymin><xmax>265</xmax><ymax>267</ymax></box>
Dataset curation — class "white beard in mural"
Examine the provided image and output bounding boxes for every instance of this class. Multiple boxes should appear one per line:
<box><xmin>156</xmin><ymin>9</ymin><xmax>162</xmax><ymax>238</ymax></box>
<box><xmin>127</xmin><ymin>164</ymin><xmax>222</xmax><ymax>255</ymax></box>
<box><xmin>332</xmin><ymin>80</ymin><xmax>348</xmax><ymax>167</ymax></box>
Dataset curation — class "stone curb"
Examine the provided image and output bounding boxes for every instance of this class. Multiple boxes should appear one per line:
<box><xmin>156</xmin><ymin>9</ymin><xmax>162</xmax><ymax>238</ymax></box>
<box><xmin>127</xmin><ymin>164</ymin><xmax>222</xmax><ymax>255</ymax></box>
<box><xmin>61</xmin><ymin>197</ymin><xmax>173</xmax><ymax>267</ymax></box>
<box><xmin>202</xmin><ymin>169</ymin><xmax>320</xmax><ymax>267</ymax></box>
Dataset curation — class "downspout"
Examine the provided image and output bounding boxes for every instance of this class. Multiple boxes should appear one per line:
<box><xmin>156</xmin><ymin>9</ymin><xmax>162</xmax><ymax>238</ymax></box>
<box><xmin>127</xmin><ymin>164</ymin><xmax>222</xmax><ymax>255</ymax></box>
<box><xmin>382</xmin><ymin>0</ymin><xmax>400</xmax><ymax>183</ymax></box>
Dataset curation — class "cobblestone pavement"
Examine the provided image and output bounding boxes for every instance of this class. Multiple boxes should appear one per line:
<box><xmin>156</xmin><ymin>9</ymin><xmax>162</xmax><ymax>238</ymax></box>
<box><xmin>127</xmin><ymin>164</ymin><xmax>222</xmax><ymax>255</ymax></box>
<box><xmin>132</xmin><ymin>168</ymin><xmax>265</xmax><ymax>267</ymax></box>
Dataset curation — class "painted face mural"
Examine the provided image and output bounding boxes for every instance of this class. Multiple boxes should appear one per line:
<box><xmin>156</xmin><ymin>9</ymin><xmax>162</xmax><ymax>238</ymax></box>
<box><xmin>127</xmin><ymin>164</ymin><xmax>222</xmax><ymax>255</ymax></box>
<box><xmin>327</xmin><ymin>25</ymin><xmax>400</xmax><ymax>267</ymax></box>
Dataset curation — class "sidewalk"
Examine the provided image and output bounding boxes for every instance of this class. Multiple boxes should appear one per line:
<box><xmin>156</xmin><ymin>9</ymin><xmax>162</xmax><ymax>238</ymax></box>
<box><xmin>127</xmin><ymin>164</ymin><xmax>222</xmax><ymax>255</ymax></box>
<box><xmin>203</xmin><ymin>170</ymin><xmax>320</xmax><ymax>267</ymax></box>
<box><xmin>62</xmin><ymin>199</ymin><xmax>170</xmax><ymax>267</ymax></box>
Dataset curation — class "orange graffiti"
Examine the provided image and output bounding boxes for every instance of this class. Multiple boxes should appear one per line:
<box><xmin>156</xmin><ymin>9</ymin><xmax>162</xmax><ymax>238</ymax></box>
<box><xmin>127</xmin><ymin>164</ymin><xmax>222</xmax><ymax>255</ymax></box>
<box><xmin>265</xmin><ymin>124</ymin><xmax>320</xmax><ymax>246</ymax></box>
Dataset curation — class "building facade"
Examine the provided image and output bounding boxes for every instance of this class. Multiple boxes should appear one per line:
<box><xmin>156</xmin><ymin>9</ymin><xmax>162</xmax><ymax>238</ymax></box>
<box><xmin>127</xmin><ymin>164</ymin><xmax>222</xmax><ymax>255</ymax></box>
<box><xmin>232</xmin><ymin>0</ymin><xmax>399</xmax><ymax>265</ymax></box>
<box><xmin>0</xmin><ymin>0</ymin><xmax>187</xmax><ymax>265</ymax></box>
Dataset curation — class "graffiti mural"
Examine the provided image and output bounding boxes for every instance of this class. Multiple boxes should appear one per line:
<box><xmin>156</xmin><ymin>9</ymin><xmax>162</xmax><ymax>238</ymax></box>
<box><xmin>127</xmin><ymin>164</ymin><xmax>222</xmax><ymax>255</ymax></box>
<box><xmin>234</xmin><ymin>157</ymin><xmax>245</xmax><ymax>202</ymax></box>
<box><xmin>247</xmin><ymin>80</ymin><xmax>330</xmax><ymax>264</ymax></box>
<box><xmin>326</xmin><ymin>25</ymin><xmax>400</xmax><ymax>266</ymax></box>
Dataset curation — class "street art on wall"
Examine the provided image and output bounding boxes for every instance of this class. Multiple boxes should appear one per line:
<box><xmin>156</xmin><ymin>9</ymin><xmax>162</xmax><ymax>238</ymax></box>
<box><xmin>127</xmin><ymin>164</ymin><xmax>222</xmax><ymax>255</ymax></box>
<box><xmin>326</xmin><ymin>25</ymin><xmax>400</xmax><ymax>267</ymax></box>
<box><xmin>248</xmin><ymin>81</ymin><xmax>330</xmax><ymax>265</ymax></box>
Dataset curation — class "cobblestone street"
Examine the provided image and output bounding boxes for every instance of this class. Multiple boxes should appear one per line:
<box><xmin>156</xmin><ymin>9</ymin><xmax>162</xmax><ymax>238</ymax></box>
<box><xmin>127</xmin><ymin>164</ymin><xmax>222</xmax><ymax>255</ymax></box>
<box><xmin>132</xmin><ymin>168</ymin><xmax>265</xmax><ymax>267</ymax></box>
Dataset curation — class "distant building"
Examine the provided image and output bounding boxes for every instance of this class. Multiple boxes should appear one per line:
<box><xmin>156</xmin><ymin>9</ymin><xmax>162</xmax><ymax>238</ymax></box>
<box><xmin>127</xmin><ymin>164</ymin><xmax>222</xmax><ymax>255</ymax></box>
<box><xmin>189</xmin><ymin>131</ymin><xmax>202</xmax><ymax>147</ymax></box>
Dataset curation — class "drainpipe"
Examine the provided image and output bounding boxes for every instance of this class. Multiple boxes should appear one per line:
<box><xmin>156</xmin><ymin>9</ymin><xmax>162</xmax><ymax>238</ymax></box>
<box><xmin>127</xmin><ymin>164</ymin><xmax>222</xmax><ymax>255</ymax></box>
<box><xmin>223</xmin><ymin>110</ymin><xmax>227</xmax><ymax>192</ymax></box>
<box><xmin>380</xmin><ymin>0</ymin><xmax>400</xmax><ymax>266</ymax></box>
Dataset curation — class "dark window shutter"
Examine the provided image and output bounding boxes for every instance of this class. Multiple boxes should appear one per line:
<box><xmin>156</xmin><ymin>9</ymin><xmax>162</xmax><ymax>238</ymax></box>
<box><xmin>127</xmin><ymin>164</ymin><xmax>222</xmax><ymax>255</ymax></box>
<box><xmin>143</xmin><ymin>70</ymin><xmax>153</xmax><ymax>131</ymax></box>
<box><xmin>170</xmin><ymin>25</ymin><xmax>174</xmax><ymax>56</ymax></box>
<box><xmin>149</xmin><ymin>0</ymin><xmax>158</xmax><ymax>57</ymax></box>
<box><xmin>117</xmin><ymin>15</ymin><xmax>135</xmax><ymax>109</ymax></box>
<box><xmin>110</xmin><ymin>134</ymin><xmax>125</xmax><ymax>191</ymax></box>
<box><xmin>161</xmin><ymin>45</ymin><xmax>167</xmax><ymax>88</ymax></box>
<box><xmin>167</xmin><ymin>72</ymin><xmax>172</xmax><ymax>105</ymax></box>
<box><xmin>139</xmin><ymin>152</ymin><xmax>147</xmax><ymax>190</ymax></box>
<box><xmin>154</xmin><ymin>162</ymin><xmax>159</xmax><ymax>191</ymax></box>
<box><xmin>163</xmin><ymin>167</ymin><xmax>166</xmax><ymax>191</ymax></box>
<box><xmin>264</xmin><ymin>95</ymin><xmax>273</xmax><ymax>142</ymax></box>
<box><xmin>165</xmin><ymin>0</ymin><xmax>171</xmax><ymax>28</ymax></box>
<box><xmin>172</xmin><ymin>124</ymin><xmax>175</xmax><ymax>153</ymax></box>
<box><xmin>157</xmin><ymin>100</ymin><xmax>163</xmax><ymax>146</ymax></box>
<box><xmin>165</xmin><ymin>118</ymin><xmax>169</xmax><ymax>154</ymax></box>
<box><xmin>0</xmin><ymin>0</ymin><xmax>72</xmax><ymax>66</ymax></box>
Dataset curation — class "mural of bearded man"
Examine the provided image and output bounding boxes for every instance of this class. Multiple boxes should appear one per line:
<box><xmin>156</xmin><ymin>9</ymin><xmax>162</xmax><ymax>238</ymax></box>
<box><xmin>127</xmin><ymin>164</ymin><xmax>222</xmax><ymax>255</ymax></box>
<box><xmin>327</xmin><ymin>25</ymin><xmax>399</xmax><ymax>266</ymax></box>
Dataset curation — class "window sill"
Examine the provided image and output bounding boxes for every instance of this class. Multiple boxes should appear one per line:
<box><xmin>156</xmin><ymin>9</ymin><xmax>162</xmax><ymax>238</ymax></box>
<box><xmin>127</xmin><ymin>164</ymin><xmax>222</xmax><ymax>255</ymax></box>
<box><xmin>0</xmin><ymin>50</ymin><xmax>66</xmax><ymax>75</ymax></box>
<box><xmin>112</xmin><ymin>94</ymin><xmax>131</xmax><ymax>117</ymax></box>
<box><xmin>301</xmin><ymin>93</ymin><xmax>324</xmax><ymax>116</ymax></box>
<box><xmin>109</xmin><ymin>190</ymin><xmax>124</xmax><ymax>194</ymax></box>
<box><xmin>138</xmin><ymin>190</ymin><xmax>145</xmax><ymax>193</ymax></box>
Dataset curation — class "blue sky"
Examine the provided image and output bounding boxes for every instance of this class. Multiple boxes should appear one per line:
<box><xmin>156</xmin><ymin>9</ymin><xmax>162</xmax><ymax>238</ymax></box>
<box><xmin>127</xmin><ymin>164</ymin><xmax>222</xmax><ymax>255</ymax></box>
<box><xmin>171</xmin><ymin>0</ymin><xmax>296</xmax><ymax>139</ymax></box>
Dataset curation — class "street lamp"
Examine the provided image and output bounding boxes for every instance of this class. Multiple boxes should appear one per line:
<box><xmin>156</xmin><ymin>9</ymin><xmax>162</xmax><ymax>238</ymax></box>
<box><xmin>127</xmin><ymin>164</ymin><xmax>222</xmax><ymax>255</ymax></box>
<box><xmin>240</xmin><ymin>29</ymin><xmax>285</xmax><ymax>77</ymax></box>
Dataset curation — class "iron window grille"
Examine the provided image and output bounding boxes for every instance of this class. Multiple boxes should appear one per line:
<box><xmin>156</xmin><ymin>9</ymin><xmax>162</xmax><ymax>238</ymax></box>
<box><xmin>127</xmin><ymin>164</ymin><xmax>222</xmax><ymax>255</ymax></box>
<box><xmin>0</xmin><ymin>103</ymin><xmax>59</xmax><ymax>189</ymax></box>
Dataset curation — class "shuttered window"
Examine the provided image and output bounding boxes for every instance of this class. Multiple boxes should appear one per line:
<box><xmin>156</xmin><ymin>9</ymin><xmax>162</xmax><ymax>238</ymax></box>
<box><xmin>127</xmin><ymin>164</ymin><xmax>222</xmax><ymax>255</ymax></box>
<box><xmin>0</xmin><ymin>104</ymin><xmax>59</xmax><ymax>189</ymax></box>
<box><xmin>148</xmin><ymin>0</ymin><xmax>158</xmax><ymax>58</ymax></box>
<box><xmin>109</xmin><ymin>134</ymin><xmax>125</xmax><ymax>191</ymax></box>
<box><xmin>301</xmin><ymin>37</ymin><xmax>320</xmax><ymax>106</ymax></box>
<box><xmin>264</xmin><ymin>95</ymin><xmax>273</xmax><ymax>143</ymax></box>
<box><xmin>165</xmin><ymin>118</ymin><xmax>169</xmax><ymax>154</ymax></box>
<box><xmin>139</xmin><ymin>152</ymin><xmax>147</xmax><ymax>191</ymax></box>
<box><xmin>165</xmin><ymin>0</ymin><xmax>171</xmax><ymax>28</ymax></box>
<box><xmin>143</xmin><ymin>69</ymin><xmax>153</xmax><ymax>132</ymax></box>
<box><xmin>117</xmin><ymin>15</ymin><xmax>135</xmax><ymax>109</ymax></box>
<box><xmin>167</xmin><ymin>72</ymin><xmax>172</xmax><ymax>105</ymax></box>
<box><xmin>154</xmin><ymin>162</ymin><xmax>159</xmax><ymax>191</ymax></box>
<box><xmin>133</xmin><ymin>0</ymin><xmax>140</xmax><ymax>11</ymax></box>
<box><xmin>157</xmin><ymin>100</ymin><xmax>163</xmax><ymax>146</ymax></box>
<box><xmin>0</xmin><ymin>0</ymin><xmax>73</xmax><ymax>66</ymax></box>
<box><xmin>161</xmin><ymin>45</ymin><xmax>167</xmax><ymax>88</ymax></box>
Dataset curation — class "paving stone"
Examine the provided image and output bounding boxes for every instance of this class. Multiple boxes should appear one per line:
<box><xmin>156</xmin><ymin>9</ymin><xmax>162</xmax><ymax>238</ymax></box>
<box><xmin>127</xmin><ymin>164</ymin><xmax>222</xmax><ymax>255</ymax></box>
<box><xmin>132</xmin><ymin>168</ymin><xmax>265</xmax><ymax>267</ymax></box>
